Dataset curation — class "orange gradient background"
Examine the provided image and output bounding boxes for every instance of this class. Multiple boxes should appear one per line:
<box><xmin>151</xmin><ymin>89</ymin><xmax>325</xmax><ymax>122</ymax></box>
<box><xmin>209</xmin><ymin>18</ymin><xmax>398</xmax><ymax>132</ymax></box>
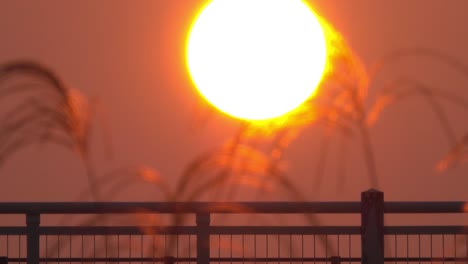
<box><xmin>0</xmin><ymin>0</ymin><xmax>467</xmax><ymax>215</ymax></box>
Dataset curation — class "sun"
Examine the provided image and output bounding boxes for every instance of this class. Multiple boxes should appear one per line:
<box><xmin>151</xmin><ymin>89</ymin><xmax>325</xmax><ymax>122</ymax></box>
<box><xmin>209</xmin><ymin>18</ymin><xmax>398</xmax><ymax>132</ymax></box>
<box><xmin>186</xmin><ymin>0</ymin><xmax>327</xmax><ymax>121</ymax></box>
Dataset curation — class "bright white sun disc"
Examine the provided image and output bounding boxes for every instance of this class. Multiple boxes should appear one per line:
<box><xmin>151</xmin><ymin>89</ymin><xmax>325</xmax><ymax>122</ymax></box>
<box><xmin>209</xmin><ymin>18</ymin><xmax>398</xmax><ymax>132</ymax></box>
<box><xmin>186</xmin><ymin>0</ymin><xmax>327</xmax><ymax>120</ymax></box>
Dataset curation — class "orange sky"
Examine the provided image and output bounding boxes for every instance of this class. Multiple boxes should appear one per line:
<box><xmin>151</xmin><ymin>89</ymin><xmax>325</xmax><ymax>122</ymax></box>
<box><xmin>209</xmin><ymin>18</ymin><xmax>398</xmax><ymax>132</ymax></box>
<box><xmin>0</xmin><ymin>0</ymin><xmax>467</xmax><ymax>206</ymax></box>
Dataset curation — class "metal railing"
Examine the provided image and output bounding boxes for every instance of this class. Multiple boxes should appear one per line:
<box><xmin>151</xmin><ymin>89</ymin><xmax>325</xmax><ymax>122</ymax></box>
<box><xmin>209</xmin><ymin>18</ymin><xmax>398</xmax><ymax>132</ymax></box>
<box><xmin>0</xmin><ymin>189</ymin><xmax>467</xmax><ymax>264</ymax></box>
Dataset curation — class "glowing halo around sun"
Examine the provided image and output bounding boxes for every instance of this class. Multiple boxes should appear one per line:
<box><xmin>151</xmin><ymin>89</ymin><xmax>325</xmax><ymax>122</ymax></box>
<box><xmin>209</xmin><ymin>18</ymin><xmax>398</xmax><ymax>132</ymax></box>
<box><xmin>186</xmin><ymin>0</ymin><xmax>327</xmax><ymax>121</ymax></box>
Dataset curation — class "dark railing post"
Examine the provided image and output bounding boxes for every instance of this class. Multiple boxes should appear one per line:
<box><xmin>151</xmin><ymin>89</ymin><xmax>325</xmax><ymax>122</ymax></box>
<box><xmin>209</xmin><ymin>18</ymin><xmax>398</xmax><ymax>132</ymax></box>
<box><xmin>330</xmin><ymin>256</ymin><xmax>341</xmax><ymax>264</ymax></box>
<box><xmin>196</xmin><ymin>213</ymin><xmax>210</xmax><ymax>264</ymax></box>
<box><xmin>361</xmin><ymin>189</ymin><xmax>384</xmax><ymax>264</ymax></box>
<box><xmin>26</xmin><ymin>214</ymin><xmax>40</xmax><ymax>264</ymax></box>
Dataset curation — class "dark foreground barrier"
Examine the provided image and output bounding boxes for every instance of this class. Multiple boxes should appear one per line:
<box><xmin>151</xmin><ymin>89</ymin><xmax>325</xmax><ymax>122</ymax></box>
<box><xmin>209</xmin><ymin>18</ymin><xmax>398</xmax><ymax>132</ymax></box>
<box><xmin>0</xmin><ymin>189</ymin><xmax>467</xmax><ymax>264</ymax></box>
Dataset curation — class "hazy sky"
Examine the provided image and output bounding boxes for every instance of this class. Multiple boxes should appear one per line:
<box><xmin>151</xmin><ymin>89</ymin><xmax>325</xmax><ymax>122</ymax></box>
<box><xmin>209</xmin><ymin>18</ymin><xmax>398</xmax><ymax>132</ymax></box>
<box><xmin>1</xmin><ymin>0</ymin><xmax>467</xmax><ymax>204</ymax></box>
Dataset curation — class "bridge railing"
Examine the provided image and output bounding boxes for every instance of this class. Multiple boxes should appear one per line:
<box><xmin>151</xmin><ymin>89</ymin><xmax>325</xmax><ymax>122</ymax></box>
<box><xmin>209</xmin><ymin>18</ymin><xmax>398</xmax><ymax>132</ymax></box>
<box><xmin>0</xmin><ymin>189</ymin><xmax>467</xmax><ymax>264</ymax></box>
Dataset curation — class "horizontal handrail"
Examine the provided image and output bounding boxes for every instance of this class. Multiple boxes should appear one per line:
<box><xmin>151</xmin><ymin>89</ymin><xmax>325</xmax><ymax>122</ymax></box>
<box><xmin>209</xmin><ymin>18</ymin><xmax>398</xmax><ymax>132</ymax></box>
<box><xmin>0</xmin><ymin>225</ymin><xmax>362</xmax><ymax>235</ymax></box>
<box><xmin>0</xmin><ymin>201</ymin><xmax>464</xmax><ymax>214</ymax></box>
<box><xmin>3</xmin><ymin>225</ymin><xmax>468</xmax><ymax>236</ymax></box>
<box><xmin>39</xmin><ymin>225</ymin><xmax>468</xmax><ymax>235</ymax></box>
<box><xmin>384</xmin><ymin>201</ymin><xmax>466</xmax><ymax>213</ymax></box>
<box><xmin>0</xmin><ymin>202</ymin><xmax>360</xmax><ymax>214</ymax></box>
<box><xmin>384</xmin><ymin>225</ymin><xmax>468</xmax><ymax>234</ymax></box>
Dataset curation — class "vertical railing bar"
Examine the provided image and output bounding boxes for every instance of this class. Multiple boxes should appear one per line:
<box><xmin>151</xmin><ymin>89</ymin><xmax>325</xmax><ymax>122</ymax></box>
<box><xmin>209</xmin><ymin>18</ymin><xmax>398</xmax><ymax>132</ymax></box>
<box><xmin>218</xmin><ymin>234</ymin><xmax>221</xmax><ymax>264</ymax></box>
<box><xmin>454</xmin><ymin>234</ymin><xmax>456</xmax><ymax>261</ymax></box>
<box><xmin>301</xmin><ymin>235</ymin><xmax>303</xmax><ymax>264</ymax></box>
<box><xmin>442</xmin><ymin>234</ymin><xmax>445</xmax><ymax>264</ymax></box>
<box><xmin>277</xmin><ymin>235</ymin><xmax>279</xmax><ymax>264</ymax></box>
<box><xmin>313</xmin><ymin>235</ymin><xmax>315</xmax><ymax>264</ymax></box>
<box><xmin>243</xmin><ymin>235</ymin><xmax>245</xmax><ymax>264</ymax></box>
<box><xmin>152</xmin><ymin>234</ymin><xmax>155</xmax><ymax>264</ymax></box>
<box><xmin>394</xmin><ymin>234</ymin><xmax>397</xmax><ymax>264</ymax></box>
<box><xmin>349</xmin><ymin>234</ymin><xmax>351</xmax><ymax>264</ymax></box>
<box><xmin>141</xmin><ymin>234</ymin><xmax>143</xmax><ymax>264</ymax></box>
<box><xmin>289</xmin><ymin>234</ymin><xmax>292</xmax><ymax>264</ymax></box>
<box><xmin>58</xmin><ymin>235</ymin><xmax>60</xmax><ymax>262</ymax></box>
<box><xmin>118</xmin><ymin>234</ymin><xmax>120</xmax><ymax>261</ymax></box>
<box><xmin>231</xmin><ymin>234</ymin><xmax>233</xmax><ymax>264</ymax></box>
<box><xmin>266</xmin><ymin>234</ymin><xmax>268</xmax><ymax>264</ymax></box>
<box><xmin>430</xmin><ymin>234</ymin><xmax>432</xmax><ymax>263</ymax></box>
<box><xmin>406</xmin><ymin>234</ymin><xmax>409</xmax><ymax>264</ymax></box>
<box><xmin>177</xmin><ymin>234</ymin><xmax>179</xmax><ymax>260</ymax></box>
<box><xmin>418</xmin><ymin>234</ymin><xmax>421</xmax><ymax>264</ymax></box>
<box><xmin>337</xmin><ymin>234</ymin><xmax>340</xmax><ymax>257</ymax></box>
<box><xmin>105</xmin><ymin>235</ymin><xmax>108</xmax><ymax>264</ymax></box>
<box><xmin>254</xmin><ymin>234</ymin><xmax>257</xmax><ymax>264</ymax></box>
<box><xmin>325</xmin><ymin>235</ymin><xmax>328</xmax><ymax>259</ymax></box>
<box><xmin>81</xmin><ymin>235</ymin><xmax>84</xmax><ymax>264</ymax></box>
<box><xmin>69</xmin><ymin>235</ymin><xmax>72</xmax><ymax>264</ymax></box>
<box><xmin>19</xmin><ymin>235</ymin><xmax>21</xmax><ymax>262</ymax></box>
<box><xmin>45</xmin><ymin>235</ymin><xmax>47</xmax><ymax>264</ymax></box>
<box><xmin>189</xmin><ymin>235</ymin><xmax>191</xmax><ymax>264</ymax></box>
<box><xmin>94</xmin><ymin>234</ymin><xmax>96</xmax><ymax>264</ymax></box>
<box><xmin>465</xmin><ymin>234</ymin><xmax>468</xmax><ymax>258</ymax></box>
<box><xmin>129</xmin><ymin>234</ymin><xmax>131</xmax><ymax>264</ymax></box>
